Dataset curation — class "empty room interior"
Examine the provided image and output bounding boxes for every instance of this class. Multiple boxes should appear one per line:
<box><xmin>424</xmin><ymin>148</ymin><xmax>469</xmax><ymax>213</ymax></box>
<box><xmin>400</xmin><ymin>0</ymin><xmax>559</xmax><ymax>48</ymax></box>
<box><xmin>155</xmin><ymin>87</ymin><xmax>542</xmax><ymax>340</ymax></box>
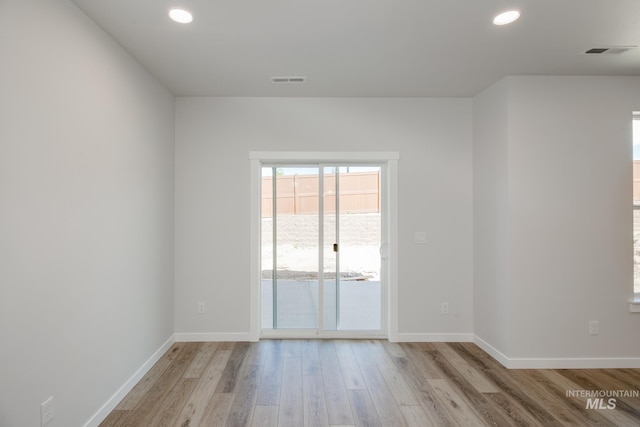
<box><xmin>2</xmin><ymin>0</ymin><xmax>640</xmax><ymax>426</ymax></box>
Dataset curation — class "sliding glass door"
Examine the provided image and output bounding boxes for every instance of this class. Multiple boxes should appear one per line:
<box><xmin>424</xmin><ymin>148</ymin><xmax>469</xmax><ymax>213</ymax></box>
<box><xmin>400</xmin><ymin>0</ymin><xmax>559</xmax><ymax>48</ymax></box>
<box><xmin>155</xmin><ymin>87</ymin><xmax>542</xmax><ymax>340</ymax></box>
<box><xmin>261</xmin><ymin>164</ymin><xmax>383</xmax><ymax>336</ymax></box>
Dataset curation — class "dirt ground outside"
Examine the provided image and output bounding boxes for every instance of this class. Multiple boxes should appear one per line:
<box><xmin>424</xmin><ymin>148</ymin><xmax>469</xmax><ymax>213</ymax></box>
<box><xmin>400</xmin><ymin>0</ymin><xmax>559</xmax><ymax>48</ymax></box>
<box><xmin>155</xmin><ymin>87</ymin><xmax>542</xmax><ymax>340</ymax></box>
<box><xmin>261</xmin><ymin>213</ymin><xmax>381</xmax><ymax>280</ymax></box>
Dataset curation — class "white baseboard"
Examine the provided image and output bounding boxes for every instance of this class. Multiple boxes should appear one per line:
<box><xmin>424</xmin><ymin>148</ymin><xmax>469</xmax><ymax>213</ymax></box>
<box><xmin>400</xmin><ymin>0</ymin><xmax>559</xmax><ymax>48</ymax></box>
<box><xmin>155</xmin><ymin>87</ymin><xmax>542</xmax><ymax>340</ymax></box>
<box><xmin>473</xmin><ymin>335</ymin><xmax>640</xmax><ymax>369</ymax></box>
<box><xmin>396</xmin><ymin>333</ymin><xmax>474</xmax><ymax>342</ymax></box>
<box><xmin>83</xmin><ymin>334</ymin><xmax>176</xmax><ymax>427</ymax></box>
<box><xmin>472</xmin><ymin>334</ymin><xmax>510</xmax><ymax>367</ymax></box>
<box><xmin>175</xmin><ymin>332</ymin><xmax>252</xmax><ymax>342</ymax></box>
<box><xmin>506</xmin><ymin>357</ymin><xmax>640</xmax><ymax>369</ymax></box>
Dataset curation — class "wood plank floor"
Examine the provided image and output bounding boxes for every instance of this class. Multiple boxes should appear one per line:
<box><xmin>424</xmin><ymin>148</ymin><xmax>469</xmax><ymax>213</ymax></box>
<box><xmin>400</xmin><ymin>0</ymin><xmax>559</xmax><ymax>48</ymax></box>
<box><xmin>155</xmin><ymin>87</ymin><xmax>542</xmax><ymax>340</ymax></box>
<box><xmin>99</xmin><ymin>340</ymin><xmax>640</xmax><ymax>427</ymax></box>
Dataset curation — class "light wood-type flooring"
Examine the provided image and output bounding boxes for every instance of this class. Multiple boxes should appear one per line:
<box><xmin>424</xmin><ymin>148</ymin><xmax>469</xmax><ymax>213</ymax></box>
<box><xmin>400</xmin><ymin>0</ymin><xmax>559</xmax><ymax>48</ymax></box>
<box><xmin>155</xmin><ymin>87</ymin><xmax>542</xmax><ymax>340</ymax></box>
<box><xmin>99</xmin><ymin>340</ymin><xmax>640</xmax><ymax>426</ymax></box>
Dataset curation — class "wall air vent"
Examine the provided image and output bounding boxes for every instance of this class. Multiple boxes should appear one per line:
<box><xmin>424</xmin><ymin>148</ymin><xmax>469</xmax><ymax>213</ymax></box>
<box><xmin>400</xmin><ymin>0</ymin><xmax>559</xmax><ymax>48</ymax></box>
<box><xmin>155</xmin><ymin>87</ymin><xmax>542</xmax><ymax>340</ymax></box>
<box><xmin>584</xmin><ymin>45</ymin><xmax>637</xmax><ymax>54</ymax></box>
<box><xmin>272</xmin><ymin>76</ymin><xmax>306</xmax><ymax>83</ymax></box>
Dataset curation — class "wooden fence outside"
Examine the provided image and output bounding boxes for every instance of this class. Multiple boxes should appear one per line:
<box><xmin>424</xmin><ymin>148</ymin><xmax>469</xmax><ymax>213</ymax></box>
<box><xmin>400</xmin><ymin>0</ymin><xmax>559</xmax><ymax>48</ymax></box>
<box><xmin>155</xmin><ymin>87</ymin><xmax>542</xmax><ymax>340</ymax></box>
<box><xmin>262</xmin><ymin>171</ymin><xmax>381</xmax><ymax>217</ymax></box>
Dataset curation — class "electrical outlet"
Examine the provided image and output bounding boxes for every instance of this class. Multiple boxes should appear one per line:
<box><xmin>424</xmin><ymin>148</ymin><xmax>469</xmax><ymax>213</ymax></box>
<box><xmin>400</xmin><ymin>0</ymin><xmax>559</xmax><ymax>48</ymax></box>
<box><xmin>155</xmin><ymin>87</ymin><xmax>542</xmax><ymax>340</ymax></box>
<box><xmin>41</xmin><ymin>396</ymin><xmax>54</xmax><ymax>426</ymax></box>
<box><xmin>414</xmin><ymin>232</ymin><xmax>427</xmax><ymax>244</ymax></box>
<box><xmin>441</xmin><ymin>302</ymin><xmax>450</xmax><ymax>315</ymax></box>
<box><xmin>197</xmin><ymin>301</ymin><xmax>206</xmax><ymax>314</ymax></box>
<box><xmin>589</xmin><ymin>320</ymin><xmax>599</xmax><ymax>336</ymax></box>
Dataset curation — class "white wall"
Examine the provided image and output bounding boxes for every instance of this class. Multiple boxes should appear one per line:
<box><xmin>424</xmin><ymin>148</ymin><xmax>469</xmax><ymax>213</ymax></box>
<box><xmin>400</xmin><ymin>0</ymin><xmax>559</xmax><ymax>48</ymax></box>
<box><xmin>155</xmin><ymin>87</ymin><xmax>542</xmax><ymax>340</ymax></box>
<box><xmin>473</xmin><ymin>78</ymin><xmax>511</xmax><ymax>355</ymax></box>
<box><xmin>474</xmin><ymin>76</ymin><xmax>640</xmax><ymax>366</ymax></box>
<box><xmin>0</xmin><ymin>1</ymin><xmax>175</xmax><ymax>426</ymax></box>
<box><xmin>174</xmin><ymin>97</ymin><xmax>474</xmax><ymax>339</ymax></box>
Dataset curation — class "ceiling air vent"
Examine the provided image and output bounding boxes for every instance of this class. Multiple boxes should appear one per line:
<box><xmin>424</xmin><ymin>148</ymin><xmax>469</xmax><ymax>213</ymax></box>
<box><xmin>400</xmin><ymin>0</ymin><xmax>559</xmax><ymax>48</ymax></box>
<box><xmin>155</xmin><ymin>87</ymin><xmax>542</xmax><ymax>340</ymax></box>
<box><xmin>584</xmin><ymin>46</ymin><xmax>637</xmax><ymax>54</ymax></box>
<box><xmin>585</xmin><ymin>48</ymin><xmax>609</xmax><ymax>54</ymax></box>
<box><xmin>272</xmin><ymin>76</ymin><xmax>306</xmax><ymax>83</ymax></box>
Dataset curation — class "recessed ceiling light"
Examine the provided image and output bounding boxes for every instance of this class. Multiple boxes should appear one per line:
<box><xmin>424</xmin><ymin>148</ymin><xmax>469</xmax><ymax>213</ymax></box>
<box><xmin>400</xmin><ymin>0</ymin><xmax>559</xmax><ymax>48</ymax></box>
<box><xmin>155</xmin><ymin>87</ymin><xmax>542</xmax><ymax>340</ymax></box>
<box><xmin>169</xmin><ymin>8</ymin><xmax>193</xmax><ymax>24</ymax></box>
<box><xmin>493</xmin><ymin>10</ymin><xmax>520</xmax><ymax>26</ymax></box>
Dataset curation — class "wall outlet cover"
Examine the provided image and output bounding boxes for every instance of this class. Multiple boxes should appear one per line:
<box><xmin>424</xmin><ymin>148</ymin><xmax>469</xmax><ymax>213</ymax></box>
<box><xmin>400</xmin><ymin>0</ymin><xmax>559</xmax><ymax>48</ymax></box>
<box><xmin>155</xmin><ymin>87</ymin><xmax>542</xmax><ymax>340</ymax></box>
<box><xmin>414</xmin><ymin>232</ymin><xmax>427</xmax><ymax>244</ymax></box>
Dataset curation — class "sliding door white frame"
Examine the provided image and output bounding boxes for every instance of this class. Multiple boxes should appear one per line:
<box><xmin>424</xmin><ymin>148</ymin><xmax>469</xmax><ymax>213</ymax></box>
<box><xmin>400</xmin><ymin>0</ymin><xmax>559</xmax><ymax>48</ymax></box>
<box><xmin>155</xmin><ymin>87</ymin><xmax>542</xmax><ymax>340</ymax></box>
<box><xmin>249</xmin><ymin>151</ymin><xmax>399</xmax><ymax>341</ymax></box>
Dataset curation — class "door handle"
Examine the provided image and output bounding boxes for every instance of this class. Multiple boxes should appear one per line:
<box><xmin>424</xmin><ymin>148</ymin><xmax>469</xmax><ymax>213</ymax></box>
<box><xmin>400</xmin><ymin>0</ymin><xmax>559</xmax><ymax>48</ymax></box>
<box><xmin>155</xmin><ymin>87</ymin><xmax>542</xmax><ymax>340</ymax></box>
<box><xmin>333</xmin><ymin>243</ymin><xmax>338</xmax><ymax>252</ymax></box>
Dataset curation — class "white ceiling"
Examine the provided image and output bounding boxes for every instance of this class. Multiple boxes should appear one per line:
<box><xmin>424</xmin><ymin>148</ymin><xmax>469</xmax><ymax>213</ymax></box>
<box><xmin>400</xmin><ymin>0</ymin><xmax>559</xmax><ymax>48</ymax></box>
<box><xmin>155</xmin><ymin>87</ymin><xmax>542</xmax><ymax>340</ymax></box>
<box><xmin>70</xmin><ymin>0</ymin><xmax>640</xmax><ymax>97</ymax></box>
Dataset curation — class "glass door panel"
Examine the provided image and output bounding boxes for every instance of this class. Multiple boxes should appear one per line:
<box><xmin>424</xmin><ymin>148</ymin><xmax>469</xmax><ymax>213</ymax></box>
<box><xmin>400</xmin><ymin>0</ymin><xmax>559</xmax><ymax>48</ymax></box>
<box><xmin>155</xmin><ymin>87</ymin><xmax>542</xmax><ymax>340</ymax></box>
<box><xmin>261</xmin><ymin>164</ymin><xmax>383</xmax><ymax>334</ymax></box>
<box><xmin>322</xmin><ymin>167</ymin><xmax>338</xmax><ymax>331</ymax></box>
<box><xmin>262</xmin><ymin>166</ymin><xmax>319</xmax><ymax>329</ymax></box>
<box><xmin>260</xmin><ymin>167</ymin><xmax>274</xmax><ymax>329</ymax></box>
<box><xmin>337</xmin><ymin>166</ymin><xmax>382</xmax><ymax>330</ymax></box>
<box><xmin>275</xmin><ymin>166</ymin><xmax>319</xmax><ymax>328</ymax></box>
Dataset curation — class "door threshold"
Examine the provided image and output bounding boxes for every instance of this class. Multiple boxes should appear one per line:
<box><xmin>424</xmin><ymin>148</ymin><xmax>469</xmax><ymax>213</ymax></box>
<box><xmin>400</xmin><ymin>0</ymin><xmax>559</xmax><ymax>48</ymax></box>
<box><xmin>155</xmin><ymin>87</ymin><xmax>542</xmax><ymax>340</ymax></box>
<box><xmin>261</xmin><ymin>330</ymin><xmax>387</xmax><ymax>340</ymax></box>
